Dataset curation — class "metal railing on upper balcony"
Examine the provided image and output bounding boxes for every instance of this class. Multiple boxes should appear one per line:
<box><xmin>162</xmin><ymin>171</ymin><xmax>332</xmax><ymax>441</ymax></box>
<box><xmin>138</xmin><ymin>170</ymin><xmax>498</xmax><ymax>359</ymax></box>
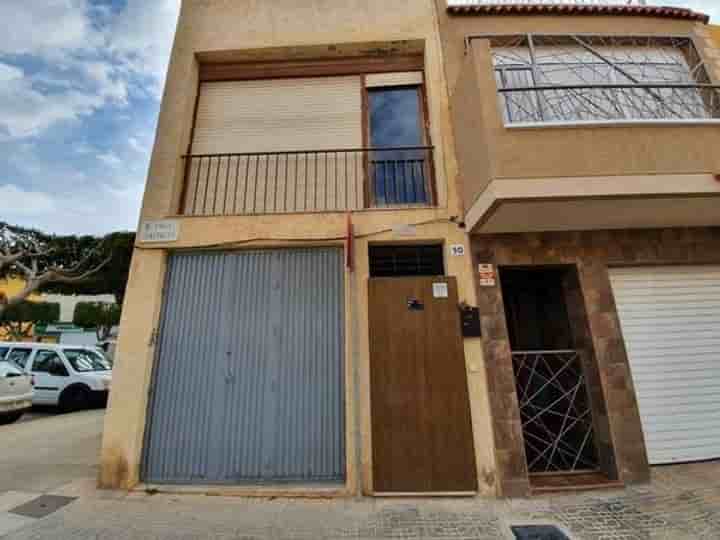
<box><xmin>448</xmin><ymin>0</ymin><xmax>648</xmax><ymax>5</ymax></box>
<box><xmin>179</xmin><ymin>146</ymin><xmax>436</xmax><ymax>216</ymax></box>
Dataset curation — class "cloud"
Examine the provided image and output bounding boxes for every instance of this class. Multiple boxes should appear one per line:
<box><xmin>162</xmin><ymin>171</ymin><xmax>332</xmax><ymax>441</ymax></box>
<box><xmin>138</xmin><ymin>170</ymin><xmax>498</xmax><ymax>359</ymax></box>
<box><xmin>97</xmin><ymin>152</ymin><xmax>123</xmax><ymax>168</ymax></box>
<box><xmin>0</xmin><ymin>67</ymin><xmax>107</xmax><ymax>138</ymax></box>
<box><xmin>107</xmin><ymin>0</ymin><xmax>181</xmax><ymax>96</ymax></box>
<box><xmin>0</xmin><ymin>177</ymin><xmax>144</xmax><ymax>236</ymax></box>
<box><xmin>127</xmin><ymin>137</ymin><xmax>145</xmax><ymax>153</ymax></box>
<box><xmin>0</xmin><ymin>63</ymin><xmax>23</xmax><ymax>82</ymax></box>
<box><xmin>0</xmin><ymin>1</ymin><xmax>98</xmax><ymax>56</ymax></box>
<box><xmin>0</xmin><ymin>1</ymin><xmax>180</xmax><ymax>141</ymax></box>
<box><xmin>83</xmin><ymin>62</ymin><xmax>128</xmax><ymax>105</ymax></box>
<box><xmin>0</xmin><ymin>184</ymin><xmax>57</xmax><ymax>216</ymax></box>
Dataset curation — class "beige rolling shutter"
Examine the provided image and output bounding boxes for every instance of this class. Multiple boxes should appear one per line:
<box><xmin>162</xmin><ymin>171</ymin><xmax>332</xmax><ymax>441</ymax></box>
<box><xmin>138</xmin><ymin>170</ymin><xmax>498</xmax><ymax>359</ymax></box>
<box><xmin>365</xmin><ymin>71</ymin><xmax>423</xmax><ymax>88</ymax></box>
<box><xmin>192</xmin><ymin>76</ymin><xmax>362</xmax><ymax>155</ymax></box>
<box><xmin>185</xmin><ymin>76</ymin><xmax>363</xmax><ymax>214</ymax></box>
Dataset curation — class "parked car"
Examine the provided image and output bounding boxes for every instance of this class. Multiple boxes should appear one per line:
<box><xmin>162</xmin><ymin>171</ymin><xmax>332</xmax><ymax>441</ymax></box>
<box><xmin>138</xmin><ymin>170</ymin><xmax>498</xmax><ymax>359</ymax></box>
<box><xmin>2</xmin><ymin>343</ymin><xmax>112</xmax><ymax>412</ymax></box>
<box><xmin>0</xmin><ymin>360</ymin><xmax>33</xmax><ymax>424</ymax></box>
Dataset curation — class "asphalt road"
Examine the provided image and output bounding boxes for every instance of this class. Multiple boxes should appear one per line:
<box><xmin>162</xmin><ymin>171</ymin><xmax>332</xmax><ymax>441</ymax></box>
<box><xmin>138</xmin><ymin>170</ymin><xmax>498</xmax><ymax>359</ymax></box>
<box><xmin>0</xmin><ymin>409</ymin><xmax>104</xmax><ymax>493</ymax></box>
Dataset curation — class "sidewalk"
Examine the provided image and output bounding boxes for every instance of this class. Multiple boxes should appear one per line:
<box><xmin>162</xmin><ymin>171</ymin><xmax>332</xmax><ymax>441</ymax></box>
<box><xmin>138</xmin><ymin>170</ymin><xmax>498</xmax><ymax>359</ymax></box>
<box><xmin>1</xmin><ymin>462</ymin><xmax>719</xmax><ymax>540</ymax></box>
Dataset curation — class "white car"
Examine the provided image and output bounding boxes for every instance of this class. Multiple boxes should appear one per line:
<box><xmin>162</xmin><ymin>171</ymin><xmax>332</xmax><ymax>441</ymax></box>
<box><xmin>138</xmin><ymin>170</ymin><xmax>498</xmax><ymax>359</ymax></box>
<box><xmin>0</xmin><ymin>360</ymin><xmax>33</xmax><ymax>424</ymax></box>
<box><xmin>3</xmin><ymin>343</ymin><xmax>112</xmax><ymax>412</ymax></box>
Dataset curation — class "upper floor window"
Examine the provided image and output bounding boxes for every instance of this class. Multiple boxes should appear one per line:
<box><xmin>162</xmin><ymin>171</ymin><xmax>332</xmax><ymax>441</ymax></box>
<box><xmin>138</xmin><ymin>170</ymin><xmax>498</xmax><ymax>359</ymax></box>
<box><xmin>366</xmin><ymin>74</ymin><xmax>432</xmax><ymax>205</ymax></box>
<box><xmin>491</xmin><ymin>35</ymin><xmax>720</xmax><ymax>125</ymax></box>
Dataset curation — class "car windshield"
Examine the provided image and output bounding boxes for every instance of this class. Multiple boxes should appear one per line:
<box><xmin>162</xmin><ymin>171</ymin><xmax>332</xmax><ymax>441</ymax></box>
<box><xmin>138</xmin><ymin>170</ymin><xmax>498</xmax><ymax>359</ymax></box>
<box><xmin>0</xmin><ymin>361</ymin><xmax>19</xmax><ymax>377</ymax></box>
<box><xmin>64</xmin><ymin>349</ymin><xmax>112</xmax><ymax>372</ymax></box>
<box><xmin>6</xmin><ymin>349</ymin><xmax>32</xmax><ymax>370</ymax></box>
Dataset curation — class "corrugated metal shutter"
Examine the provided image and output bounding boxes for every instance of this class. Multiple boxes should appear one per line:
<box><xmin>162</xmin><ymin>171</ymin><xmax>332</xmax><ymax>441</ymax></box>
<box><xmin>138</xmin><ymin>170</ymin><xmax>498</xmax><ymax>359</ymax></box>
<box><xmin>192</xmin><ymin>77</ymin><xmax>362</xmax><ymax>155</ymax></box>
<box><xmin>143</xmin><ymin>248</ymin><xmax>345</xmax><ymax>485</ymax></box>
<box><xmin>609</xmin><ymin>265</ymin><xmax>720</xmax><ymax>465</ymax></box>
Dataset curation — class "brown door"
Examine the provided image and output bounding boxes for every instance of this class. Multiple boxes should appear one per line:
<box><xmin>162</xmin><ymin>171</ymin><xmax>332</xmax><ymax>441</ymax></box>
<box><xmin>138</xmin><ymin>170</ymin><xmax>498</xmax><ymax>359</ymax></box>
<box><xmin>369</xmin><ymin>276</ymin><xmax>477</xmax><ymax>493</ymax></box>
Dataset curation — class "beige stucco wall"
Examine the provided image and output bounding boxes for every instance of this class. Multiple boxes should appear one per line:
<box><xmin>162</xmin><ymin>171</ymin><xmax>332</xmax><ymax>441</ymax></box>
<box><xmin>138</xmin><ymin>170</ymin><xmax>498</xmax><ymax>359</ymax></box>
<box><xmin>435</xmin><ymin>7</ymin><xmax>720</xmax><ymax>215</ymax></box>
<box><xmin>101</xmin><ymin>0</ymin><xmax>498</xmax><ymax>496</ymax></box>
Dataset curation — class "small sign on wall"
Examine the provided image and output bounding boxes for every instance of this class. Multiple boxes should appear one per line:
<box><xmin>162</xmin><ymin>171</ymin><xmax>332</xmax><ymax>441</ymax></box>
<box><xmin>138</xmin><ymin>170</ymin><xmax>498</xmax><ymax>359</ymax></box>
<box><xmin>432</xmin><ymin>282</ymin><xmax>449</xmax><ymax>298</ymax></box>
<box><xmin>449</xmin><ymin>244</ymin><xmax>466</xmax><ymax>257</ymax></box>
<box><xmin>478</xmin><ymin>264</ymin><xmax>496</xmax><ymax>287</ymax></box>
<box><xmin>139</xmin><ymin>220</ymin><xmax>180</xmax><ymax>243</ymax></box>
<box><xmin>392</xmin><ymin>224</ymin><xmax>417</xmax><ymax>237</ymax></box>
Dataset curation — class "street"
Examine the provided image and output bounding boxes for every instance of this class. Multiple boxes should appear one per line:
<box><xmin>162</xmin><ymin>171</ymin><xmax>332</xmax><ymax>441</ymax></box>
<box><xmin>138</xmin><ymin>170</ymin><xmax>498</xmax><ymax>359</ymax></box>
<box><xmin>0</xmin><ymin>409</ymin><xmax>103</xmax><ymax>493</ymax></box>
<box><xmin>0</xmin><ymin>409</ymin><xmax>718</xmax><ymax>539</ymax></box>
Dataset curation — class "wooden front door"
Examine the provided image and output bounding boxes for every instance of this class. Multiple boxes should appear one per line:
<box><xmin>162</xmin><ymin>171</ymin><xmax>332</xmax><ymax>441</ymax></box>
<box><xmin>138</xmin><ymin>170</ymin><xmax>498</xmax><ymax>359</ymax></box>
<box><xmin>369</xmin><ymin>276</ymin><xmax>477</xmax><ymax>493</ymax></box>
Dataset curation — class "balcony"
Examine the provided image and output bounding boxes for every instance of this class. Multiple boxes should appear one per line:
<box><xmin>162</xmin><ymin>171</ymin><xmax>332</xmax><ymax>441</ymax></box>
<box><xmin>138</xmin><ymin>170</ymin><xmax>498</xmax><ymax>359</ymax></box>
<box><xmin>448</xmin><ymin>29</ymin><xmax>720</xmax><ymax>234</ymax></box>
<box><xmin>179</xmin><ymin>146</ymin><xmax>436</xmax><ymax>216</ymax></box>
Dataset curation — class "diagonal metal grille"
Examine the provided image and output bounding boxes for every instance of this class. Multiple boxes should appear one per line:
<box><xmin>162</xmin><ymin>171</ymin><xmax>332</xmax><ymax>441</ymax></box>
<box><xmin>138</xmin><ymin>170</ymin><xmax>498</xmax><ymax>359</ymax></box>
<box><xmin>512</xmin><ymin>350</ymin><xmax>599</xmax><ymax>473</ymax></box>
<box><xmin>490</xmin><ymin>35</ymin><xmax>720</xmax><ymax>124</ymax></box>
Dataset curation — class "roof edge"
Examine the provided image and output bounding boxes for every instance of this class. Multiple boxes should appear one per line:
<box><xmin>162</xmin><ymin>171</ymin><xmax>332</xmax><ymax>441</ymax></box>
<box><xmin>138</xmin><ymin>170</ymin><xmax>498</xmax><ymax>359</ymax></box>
<box><xmin>446</xmin><ymin>4</ymin><xmax>710</xmax><ymax>24</ymax></box>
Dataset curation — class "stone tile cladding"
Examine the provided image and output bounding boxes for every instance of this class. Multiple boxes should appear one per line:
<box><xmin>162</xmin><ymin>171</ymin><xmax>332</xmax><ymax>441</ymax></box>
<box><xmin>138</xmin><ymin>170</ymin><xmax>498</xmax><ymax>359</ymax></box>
<box><xmin>470</xmin><ymin>227</ymin><xmax>720</xmax><ymax>497</ymax></box>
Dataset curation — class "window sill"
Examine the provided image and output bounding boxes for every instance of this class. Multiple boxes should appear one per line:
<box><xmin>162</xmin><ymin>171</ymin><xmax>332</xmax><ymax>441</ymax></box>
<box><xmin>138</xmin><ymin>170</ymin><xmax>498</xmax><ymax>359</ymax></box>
<box><xmin>505</xmin><ymin>119</ymin><xmax>720</xmax><ymax>130</ymax></box>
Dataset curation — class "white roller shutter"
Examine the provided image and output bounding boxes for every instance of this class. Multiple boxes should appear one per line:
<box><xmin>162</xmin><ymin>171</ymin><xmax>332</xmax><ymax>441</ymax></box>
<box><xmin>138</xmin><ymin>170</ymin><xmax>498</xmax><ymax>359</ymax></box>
<box><xmin>192</xmin><ymin>76</ymin><xmax>362</xmax><ymax>155</ymax></box>
<box><xmin>609</xmin><ymin>265</ymin><xmax>720</xmax><ymax>465</ymax></box>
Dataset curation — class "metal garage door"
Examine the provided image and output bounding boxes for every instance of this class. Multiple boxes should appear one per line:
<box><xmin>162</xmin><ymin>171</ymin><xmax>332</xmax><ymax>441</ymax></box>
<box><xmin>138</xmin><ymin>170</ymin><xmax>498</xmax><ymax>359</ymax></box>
<box><xmin>142</xmin><ymin>248</ymin><xmax>345</xmax><ymax>484</ymax></box>
<box><xmin>609</xmin><ymin>265</ymin><xmax>720</xmax><ymax>465</ymax></box>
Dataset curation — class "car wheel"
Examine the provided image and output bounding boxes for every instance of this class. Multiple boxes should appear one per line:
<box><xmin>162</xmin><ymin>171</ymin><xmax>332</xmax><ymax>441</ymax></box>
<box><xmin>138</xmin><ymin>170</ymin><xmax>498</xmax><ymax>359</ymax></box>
<box><xmin>59</xmin><ymin>386</ymin><xmax>91</xmax><ymax>413</ymax></box>
<box><xmin>0</xmin><ymin>411</ymin><xmax>23</xmax><ymax>425</ymax></box>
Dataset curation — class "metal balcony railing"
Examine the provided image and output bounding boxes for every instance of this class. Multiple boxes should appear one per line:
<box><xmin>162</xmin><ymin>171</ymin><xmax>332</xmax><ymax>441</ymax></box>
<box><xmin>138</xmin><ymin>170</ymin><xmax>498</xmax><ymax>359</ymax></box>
<box><xmin>449</xmin><ymin>1</ymin><xmax>648</xmax><ymax>5</ymax></box>
<box><xmin>179</xmin><ymin>147</ymin><xmax>436</xmax><ymax>216</ymax></box>
<box><xmin>500</xmin><ymin>84</ymin><xmax>720</xmax><ymax>124</ymax></box>
<box><xmin>512</xmin><ymin>350</ymin><xmax>599</xmax><ymax>473</ymax></box>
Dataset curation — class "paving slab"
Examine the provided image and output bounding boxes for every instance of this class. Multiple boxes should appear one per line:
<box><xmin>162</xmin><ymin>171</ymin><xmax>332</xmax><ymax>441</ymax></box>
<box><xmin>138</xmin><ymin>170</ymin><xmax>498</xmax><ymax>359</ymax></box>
<box><xmin>0</xmin><ymin>494</ymin><xmax>39</xmax><ymax>514</ymax></box>
<box><xmin>0</xmin><ymin>462</ymin><xmax>718</xmax><ymax>539</ymax></box>
<box><xmin>0</xmin><ymin>513</ymin><xmax>34</xmax><ymax>538</ymax></box>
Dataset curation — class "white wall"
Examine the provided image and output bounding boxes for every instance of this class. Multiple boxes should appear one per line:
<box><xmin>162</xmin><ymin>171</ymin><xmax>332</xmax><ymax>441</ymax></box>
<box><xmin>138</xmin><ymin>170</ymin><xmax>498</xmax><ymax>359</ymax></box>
<box><xmin>40</xmin><ymin>294</ymin><xmax>116</xmax><ymax>322</ymax></box>
<box><xmin>59</xmin><ymin>331</ymin><xmax>99</xmax><ymax>347</ymax></box>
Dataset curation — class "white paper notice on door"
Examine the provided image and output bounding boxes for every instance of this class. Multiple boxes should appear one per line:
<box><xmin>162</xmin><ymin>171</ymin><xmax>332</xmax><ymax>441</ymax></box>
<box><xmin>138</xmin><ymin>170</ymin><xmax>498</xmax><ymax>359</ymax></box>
<box><xmin>432</xmin><ymin>282</ymin><xmax>449</xmax><ymax>298</ymax></box>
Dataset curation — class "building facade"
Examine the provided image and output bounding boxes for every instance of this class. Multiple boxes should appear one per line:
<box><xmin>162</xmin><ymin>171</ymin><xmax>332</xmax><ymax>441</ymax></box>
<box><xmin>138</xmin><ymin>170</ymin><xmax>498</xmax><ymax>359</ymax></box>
<box><xmin>100</xmin><ymin>0</ymin><xmax>494</xmax><ymax>496</ymax></box>
<box><xmin>437</xmin><ymin>1</ymin><xmax>720</xmax><ymax>496</ymax></box>
<box><xmin>101</xmin><ymin>0</ymin><xmax>720</xmax><ymax>498</ymax></box>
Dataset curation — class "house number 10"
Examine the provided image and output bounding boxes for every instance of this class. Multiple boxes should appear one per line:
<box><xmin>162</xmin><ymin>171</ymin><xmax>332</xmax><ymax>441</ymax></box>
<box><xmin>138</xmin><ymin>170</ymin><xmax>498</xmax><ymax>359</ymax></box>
<box><xmin>450</xmin><ymin>244</ymin><xmax>466</xmax><ymax>257</ymax></box>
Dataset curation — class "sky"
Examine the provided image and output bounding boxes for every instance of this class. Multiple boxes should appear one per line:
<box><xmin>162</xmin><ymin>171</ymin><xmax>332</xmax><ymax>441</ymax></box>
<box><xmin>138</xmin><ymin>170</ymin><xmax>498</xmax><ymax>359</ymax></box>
<box><xmin>0</xmin><ymin>0</ymin><xmax>717</xmax><ymax>237</ymax></box>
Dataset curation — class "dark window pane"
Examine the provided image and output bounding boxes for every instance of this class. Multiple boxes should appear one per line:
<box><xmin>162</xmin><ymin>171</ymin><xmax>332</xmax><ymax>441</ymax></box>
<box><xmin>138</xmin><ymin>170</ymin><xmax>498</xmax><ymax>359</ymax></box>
<box><xmin>33</xmin><ymin>351</ymin><xmax>57</xmax><ymax>373</ymax></box>
<box><xmin>368</xmin><ymin>87</ymin><xmax>428</xmax><ymax>205</ymax></box>
<box><xmin>369</xmin><ymin>87</ymin><xmax>423</xmax><ymax>148</ymax></box>
<box><xmin>369</xmin><ymin>245</ymin><xmax>444</xmax><ymax>277</ymax></box>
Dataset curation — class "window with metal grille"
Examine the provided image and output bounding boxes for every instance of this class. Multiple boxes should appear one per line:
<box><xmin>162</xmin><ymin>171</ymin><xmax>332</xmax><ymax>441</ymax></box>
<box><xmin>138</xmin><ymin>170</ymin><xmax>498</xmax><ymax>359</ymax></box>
<box><xmin>369</xmin><ymin>245</ymin><xmax>444</xmax><ymax>277</ymax></box>
<box><xmin>489</xmin><ymin>35</ymin><xmax>720</xmax><ymax>124</ymax></box>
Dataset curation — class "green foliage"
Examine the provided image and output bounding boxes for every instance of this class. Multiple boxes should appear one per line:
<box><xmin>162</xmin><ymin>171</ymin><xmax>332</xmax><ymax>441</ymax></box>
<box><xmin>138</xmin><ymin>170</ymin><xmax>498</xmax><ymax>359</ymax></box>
<box><xmin>42</xmin><ymin>232</ymin><xmax>135</xmax><ymax>306</ymax></box>
<box><xmin>1</xmin><ymin>222</ymin><xmax>135</xmax><ymax>306</ymax></box>
<box><xmin>0</xmin><ymin>301</ymin><xmax>60</xmax><ymax>340</ymax></box>
<box><xmin>1</xmin><ymin>301</ymin><xmax>60</xmax><ymax>324</ymax></box>
<box><xmin>73</xmin><ymin>302</ymin><xmax>122</xmax><ymax>341</ymax></box>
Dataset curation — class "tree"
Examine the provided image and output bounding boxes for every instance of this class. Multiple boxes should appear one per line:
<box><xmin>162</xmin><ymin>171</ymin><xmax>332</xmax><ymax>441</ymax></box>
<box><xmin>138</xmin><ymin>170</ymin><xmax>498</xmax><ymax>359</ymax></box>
<box><xmin>38</xmin><ymin>231</ymin><xmax>135</xmax><ymax>306</ymax></box>
<box><xmin>0</xmin><ymin>301</ymin><xmax>60</xmax><ymax>341</ymax></box>
<box><xmin>0</xmin><ymin>222</ymin><xmax>112</xmax><ymax>319</ymax></box>
<box><xmin>73</xmin><ymin>302</ymin><xmax>122</xmax><ymax>341</ymax></box>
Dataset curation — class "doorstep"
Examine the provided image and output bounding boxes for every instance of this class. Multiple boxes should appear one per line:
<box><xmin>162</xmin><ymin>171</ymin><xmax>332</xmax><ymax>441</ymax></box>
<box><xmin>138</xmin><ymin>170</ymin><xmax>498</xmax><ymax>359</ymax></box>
<box><xmin>134</xmin><ymin>482</ymin><xmax>349</xmax><ymax>499</ymax></box>
<box><xmin>372</xmin><ymin>491</ymin><xmax>477</xmax><ymax>498</ymax></box>
<box><xmin>530</xmin><ymin>472</ymin><xmax>624</xmax><ymax>495</ymax></box>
